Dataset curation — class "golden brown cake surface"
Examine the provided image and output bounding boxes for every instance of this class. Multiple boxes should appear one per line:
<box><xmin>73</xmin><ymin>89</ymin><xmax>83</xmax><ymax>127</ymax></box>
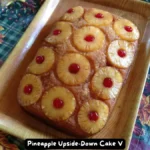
<box><xmin>17</xmin><ymin>6</ymin><xmax>140</xmax><ymax>137</ymax></box>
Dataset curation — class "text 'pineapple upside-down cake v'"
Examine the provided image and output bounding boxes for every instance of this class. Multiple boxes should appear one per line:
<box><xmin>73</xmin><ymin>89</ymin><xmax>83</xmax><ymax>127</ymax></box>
<box><xmin>17</xmin><ymin>6</ymin><xmax>140</xmax><ymax>137</ymax></box>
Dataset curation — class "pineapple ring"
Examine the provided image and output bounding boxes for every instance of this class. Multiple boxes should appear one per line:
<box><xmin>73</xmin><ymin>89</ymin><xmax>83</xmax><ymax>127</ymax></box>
<box><xmin>78</xmin><ymin>100</ymin><xmax>109</xmax><ymax>134</ymax></box>
<box><xmin>56</xmin><ymin>53</ymin><xmax>91</xmax><ymax>85</ymax></box>
<box><xmin>41</xmin><ymin>86</ymin><xmax>76</xmax><ymax>121</ymax></box>
<box><xmin>114</xmin><ymin>19</ymin><xmax>140</xmax><ymax>42</ymax></box>
<box><xmin>73</xmin><ymin>26</ymin><xmax>105</xmax><ymax>52</ymax></box>
<box><xmin>61</xmin><ymin>6</ymin><xmax>84</xmax><ymax>22</ymax></box>
<box><xmin>91</xmin><ymin>67</ymin><xmax>123</xmax><ymax>100</ymax></box>
<box><xmin>107</xmin><ymin>40</ymin><xmax>135</xmax><ymax>69</ymax></box>
<box><xmin>18</xmin><ymin>74</ymin><xmax>43</xmax><ymax>106</ymax></box>
<box><xmin>45</xmin><ymin>21</ymin><xmax>72</xmax><ymax>45</ymax></box>
<box><xmin>84</xmin><ymin>8</ymin><xmax>113</xmax><ymax>27</ymax></box>
<box><xmin>28</xmin><ymin>47</ymin><xmax>55</xmax><ymax>75</ymax></box>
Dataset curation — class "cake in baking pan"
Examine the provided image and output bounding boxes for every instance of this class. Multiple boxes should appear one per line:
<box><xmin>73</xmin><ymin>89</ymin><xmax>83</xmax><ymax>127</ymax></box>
<box><xmin>17</xmin><ymin>6</ymin><xmax>140</xmax><ymax>136</ymax></box>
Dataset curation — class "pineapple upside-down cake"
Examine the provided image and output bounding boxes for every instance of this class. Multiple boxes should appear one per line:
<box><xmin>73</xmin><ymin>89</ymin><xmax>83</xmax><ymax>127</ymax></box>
<box><xmin>17</xmin><ymin>6</ymin><xmax>140</xmax><ymax>136</ymax></box>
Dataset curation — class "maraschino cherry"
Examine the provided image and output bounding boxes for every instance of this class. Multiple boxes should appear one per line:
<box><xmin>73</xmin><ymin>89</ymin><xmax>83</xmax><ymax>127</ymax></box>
<box><xmin>124</xmin><ymin>26</ymin><xmax>133</xmax><ymax>32</ymax></box>
<box><xmin>95</xmin><ymin>13</ymin><xmax>104</xmax><ymax>18</ymax></box>
<box><xmin>84</xmin><ymin>35</ymin><xmax>95</xmax><ymax>42</ymax></box>
<box><xmin>24</xmin><ymin>84</ymin><xmax>33</xmax><ymax>94</ymax></box>
<box><xmin>69</xmin><ymin>63</ymin><xmax>80</xmax><ymax>74</ymax></box>
<box><xmin>36</xmin><ymin>56</ymin><xmax>45</xmax><ymax>64</ymax></box>
<box><xmin>103</xmin><ymin>77</ymin><xmax>113</xmax><ymax>88</ymax></box>
<box><xmin>67</xmin><ymin>8</ymin><xmax>74</xmax><ymax>14</ymax></box>
<box><xmin>53</xmin><ymin>98</ymin><xmax>64</xmax><ymax>109</ymax></box>
<box><xmin>53</xmin><ymin>29</ymin><xmax>61</xmax><ymax>35</ymax></box>
<box><xmin>88</xmin><ymin>111</ymin><xmax>99</xmax><ymax>121</ymax></box>
<box><xmin>117</xmin><ymin>49</ymin><xmax>126</xmax><ymax>58</ymax></box>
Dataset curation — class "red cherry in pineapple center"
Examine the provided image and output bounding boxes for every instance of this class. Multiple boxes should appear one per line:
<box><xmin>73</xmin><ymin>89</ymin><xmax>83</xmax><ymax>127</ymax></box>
<box><xmin>88</xmin><ymin>111</ymin><xmax>99</xmax><ymax>121</ymax></box>
<box><xmin>24</xmin><ymin>84</ymin><xmax>33</xmax><ymax>94</ymax></box>
<box><xmin>36</xmin><ymin>56</ymin><xmax>45</xmax><ymax>64</ymax></box>
<box><xmin>95</xmin><ymin>13</ymin><xmax>104</xmax><ymax>18</ymax></box>
<box><xmin>84</xmin><ymin>35</ymin><xmax>95</xmax><ymax>42</ymax></box>
<box><xmin>103</xmin><ymin>77</ymin><xmax>113</xmax><ymax>88</ymax></box>
<box><xmin>53</xmin><ymin>29</ymin><xmax>61</xmax><ymax>35</ymax></box>
<box><xmin>124</xmin><ymin>26</ymin><xmax>133</xmax><ymax>32</ymax></box>
<box><xmin>67</xmin><ymin>8</ymin><xmax>74</xmax><ymax>13</ymax></box>
<box><xmin>69</xmin><ymin>63</ymin><xmax>80</xmax><ymax>74</ymax></box>
<box><xmin>117</xmin><ymin>49</ymin><xmax>126</xmax><ymax>58</ymax></box>
<box><xmin>53</xmin><ymin>98</ymin><xmax>64</xmax><ymax>109</ymax></box>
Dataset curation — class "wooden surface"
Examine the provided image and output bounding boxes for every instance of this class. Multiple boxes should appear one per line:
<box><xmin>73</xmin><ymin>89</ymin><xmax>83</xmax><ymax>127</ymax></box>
<box><xmin>0</xmin><ymin>0</ymin><xmax>150</xmax><ymax>149</ymax></box>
